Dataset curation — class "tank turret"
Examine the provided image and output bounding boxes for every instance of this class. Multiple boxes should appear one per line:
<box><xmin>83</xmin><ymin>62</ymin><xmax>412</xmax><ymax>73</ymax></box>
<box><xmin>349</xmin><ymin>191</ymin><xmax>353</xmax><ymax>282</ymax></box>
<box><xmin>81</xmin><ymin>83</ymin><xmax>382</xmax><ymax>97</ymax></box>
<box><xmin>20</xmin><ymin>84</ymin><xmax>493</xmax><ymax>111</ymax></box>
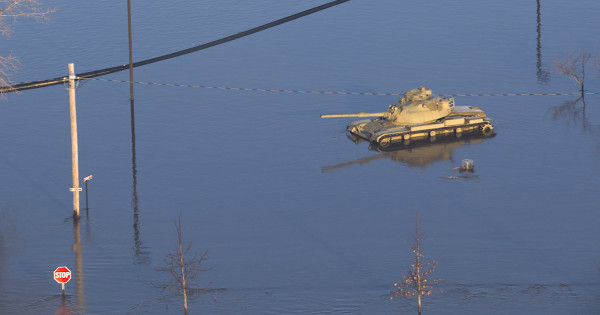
<box><xmin>321</xmin><ymin>87</ymin><xmax>454</xmax><ymax>124</ymax></box>
<box><xmin>400</xmin><ymin>86</ymin><xmax>433</xmax><ymax>102</ymax></box>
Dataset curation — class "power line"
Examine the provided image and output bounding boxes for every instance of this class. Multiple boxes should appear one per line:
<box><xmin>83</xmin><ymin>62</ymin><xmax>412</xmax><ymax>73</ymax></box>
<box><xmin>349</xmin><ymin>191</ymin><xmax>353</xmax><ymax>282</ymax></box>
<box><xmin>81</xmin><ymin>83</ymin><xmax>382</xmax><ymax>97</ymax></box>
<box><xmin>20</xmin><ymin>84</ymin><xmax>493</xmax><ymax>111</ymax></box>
<box><xmin>0</xmin><ymin>0</ymin><xmax>350</xmax><ymax>93</ymax></box>
<box><xmin>442</xmin><ymin>92</ymin><xmax>600</xmax><ymax>97</ymax></box>
<box><xmin>81</xmin><ymin>77</ymin><xmax>600</xmax><ymax>97</ymax></box>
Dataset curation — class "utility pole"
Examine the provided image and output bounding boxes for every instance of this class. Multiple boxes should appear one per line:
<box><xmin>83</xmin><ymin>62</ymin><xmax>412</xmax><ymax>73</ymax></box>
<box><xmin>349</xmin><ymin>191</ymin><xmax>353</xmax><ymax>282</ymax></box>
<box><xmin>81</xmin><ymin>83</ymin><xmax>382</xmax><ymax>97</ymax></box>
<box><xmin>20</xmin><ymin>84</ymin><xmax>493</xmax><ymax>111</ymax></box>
<box><xmin>127</xmin><ymin>0</ymin><xmax>134</xmax><ymax>101</ymax></box>
<box><xmin>68</xmin><ymin>63</ymin><xmax>81</xmax><ymax>218</ymax></box>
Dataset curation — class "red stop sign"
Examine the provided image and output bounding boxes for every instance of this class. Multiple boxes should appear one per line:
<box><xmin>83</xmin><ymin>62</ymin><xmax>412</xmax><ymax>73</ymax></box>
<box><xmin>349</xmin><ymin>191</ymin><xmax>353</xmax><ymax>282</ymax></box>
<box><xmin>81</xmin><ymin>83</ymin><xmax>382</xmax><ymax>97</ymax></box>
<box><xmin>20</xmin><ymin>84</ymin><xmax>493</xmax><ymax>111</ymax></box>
<box><xmin>54</xmin><ymin>266</ymin><xmax>71</xmax><ymax>284</ymax></box>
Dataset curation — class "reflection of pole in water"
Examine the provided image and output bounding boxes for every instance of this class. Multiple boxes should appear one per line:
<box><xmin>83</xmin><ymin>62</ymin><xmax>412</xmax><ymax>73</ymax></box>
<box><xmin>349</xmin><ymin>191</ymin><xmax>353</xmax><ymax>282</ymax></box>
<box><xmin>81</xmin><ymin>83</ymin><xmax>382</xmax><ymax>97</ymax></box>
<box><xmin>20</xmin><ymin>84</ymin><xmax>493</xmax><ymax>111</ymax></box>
<box><xmin>131</xmin><ymin>99</ymin><xmax>149</xmax><ymax>264</ymax></box>
<box><xmin>536</xmin><ymin>0</ymin><xmax>550</xmax><ymax>84</ymax></box>
<box><xmin>72</xmin><ymin>218</ymin><xmax>85</xmax><ymax>313</ymax></box>
<box><xmin>131</xmin><ymin>99</ymin><xmax>139</xmax><ymax>251</ymax></box>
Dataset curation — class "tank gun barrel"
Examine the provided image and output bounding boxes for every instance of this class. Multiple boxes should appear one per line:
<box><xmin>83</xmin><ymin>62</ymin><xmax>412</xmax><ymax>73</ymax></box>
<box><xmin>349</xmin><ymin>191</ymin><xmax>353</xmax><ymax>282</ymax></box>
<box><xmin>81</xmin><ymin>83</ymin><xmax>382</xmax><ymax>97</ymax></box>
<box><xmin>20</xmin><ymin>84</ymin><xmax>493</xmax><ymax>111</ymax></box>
<box><xmin>320</xmin><ymin>112</ymin><xmax>386</xmax><ymax>118</ymax></box>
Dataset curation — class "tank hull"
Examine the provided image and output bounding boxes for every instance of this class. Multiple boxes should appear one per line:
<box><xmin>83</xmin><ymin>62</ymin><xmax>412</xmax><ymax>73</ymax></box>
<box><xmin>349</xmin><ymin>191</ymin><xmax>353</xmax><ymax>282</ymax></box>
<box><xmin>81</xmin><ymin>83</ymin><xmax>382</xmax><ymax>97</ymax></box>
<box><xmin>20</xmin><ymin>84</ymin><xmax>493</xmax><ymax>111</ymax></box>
<box><xmin>347</xmin><ymin>106</ymin><xmax>494</xmax><ymax>147</ymax></box>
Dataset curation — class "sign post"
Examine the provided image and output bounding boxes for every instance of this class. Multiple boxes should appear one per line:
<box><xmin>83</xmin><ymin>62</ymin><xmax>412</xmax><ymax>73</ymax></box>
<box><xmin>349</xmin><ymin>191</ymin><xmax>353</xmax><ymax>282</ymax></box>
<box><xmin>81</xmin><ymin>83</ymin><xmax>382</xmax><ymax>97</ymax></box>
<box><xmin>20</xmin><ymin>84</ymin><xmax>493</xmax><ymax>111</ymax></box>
<box><xmin>84</xmin><ymin>175</ymin><xmax>93</xmax><ymax>210</ymax></box>
<box><xmin>54</xmin><ymin>266</ymin><xmax>71</xmax><ymax>296</ymax></box>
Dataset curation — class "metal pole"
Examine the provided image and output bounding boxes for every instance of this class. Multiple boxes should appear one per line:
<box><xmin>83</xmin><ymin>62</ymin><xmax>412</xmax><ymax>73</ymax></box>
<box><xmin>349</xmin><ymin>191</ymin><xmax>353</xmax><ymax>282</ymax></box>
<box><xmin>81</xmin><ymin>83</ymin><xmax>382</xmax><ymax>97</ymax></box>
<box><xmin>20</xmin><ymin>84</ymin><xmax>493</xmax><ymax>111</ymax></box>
<box><xmin>127</xmin><ymin>0</ymin><xmax>134</xmax><ymax>101</ymax></box>
<box><xmin>85</xmin><ymin>180</ymin><xmax>88</xmax><ymax>210</ymax></box>
<box><xmin>68</xmin><ymin>63</ymin><xmax>80</xmax><ymax>218</ymax></box>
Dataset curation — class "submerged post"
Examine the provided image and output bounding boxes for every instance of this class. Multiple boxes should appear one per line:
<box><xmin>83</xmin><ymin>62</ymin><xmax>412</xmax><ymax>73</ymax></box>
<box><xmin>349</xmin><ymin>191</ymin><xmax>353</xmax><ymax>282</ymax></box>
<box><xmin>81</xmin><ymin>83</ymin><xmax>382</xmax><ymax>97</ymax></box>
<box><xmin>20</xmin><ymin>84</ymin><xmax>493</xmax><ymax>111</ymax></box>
<box><xmin>68</xmin><ymin>63</ymin><xmax>81</xmax><ymax>218</ymax></box>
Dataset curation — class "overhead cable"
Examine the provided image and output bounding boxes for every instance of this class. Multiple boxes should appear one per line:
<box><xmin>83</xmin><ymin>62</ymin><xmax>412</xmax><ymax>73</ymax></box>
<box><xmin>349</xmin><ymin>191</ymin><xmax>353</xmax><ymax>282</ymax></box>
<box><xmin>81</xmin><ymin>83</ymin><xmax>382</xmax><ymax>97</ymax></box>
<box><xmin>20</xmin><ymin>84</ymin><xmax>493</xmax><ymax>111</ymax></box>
<box><xmin>81</xmin><ymin>77</ymin><xmax>600</xmax><ymax>97</ymax></box>
<box><xmin>0</xmin><ymin>0</ymin><xmax>350</xmax><ymax>93</ymax></box>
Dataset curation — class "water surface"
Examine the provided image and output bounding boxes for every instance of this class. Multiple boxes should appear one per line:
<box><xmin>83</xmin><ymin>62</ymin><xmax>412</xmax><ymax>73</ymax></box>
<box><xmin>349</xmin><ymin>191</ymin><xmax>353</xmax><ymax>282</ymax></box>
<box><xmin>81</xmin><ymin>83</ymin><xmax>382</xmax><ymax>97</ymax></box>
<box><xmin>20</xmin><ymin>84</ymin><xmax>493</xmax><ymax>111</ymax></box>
<box><xmin>1</xmin><ymin>1</ymin><xmax>599</xmax><ymax>314</ymax></box>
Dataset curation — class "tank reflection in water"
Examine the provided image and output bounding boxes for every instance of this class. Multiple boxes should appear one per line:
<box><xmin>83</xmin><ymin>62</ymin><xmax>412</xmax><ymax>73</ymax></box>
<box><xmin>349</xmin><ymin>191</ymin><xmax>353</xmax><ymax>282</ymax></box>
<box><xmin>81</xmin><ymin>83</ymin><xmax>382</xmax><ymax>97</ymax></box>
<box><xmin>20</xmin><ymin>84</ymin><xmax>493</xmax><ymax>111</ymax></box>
<box><xmin>322</xmin><ymin>131</ymin><xmax>495</xmax><ymax>172</ymax></box>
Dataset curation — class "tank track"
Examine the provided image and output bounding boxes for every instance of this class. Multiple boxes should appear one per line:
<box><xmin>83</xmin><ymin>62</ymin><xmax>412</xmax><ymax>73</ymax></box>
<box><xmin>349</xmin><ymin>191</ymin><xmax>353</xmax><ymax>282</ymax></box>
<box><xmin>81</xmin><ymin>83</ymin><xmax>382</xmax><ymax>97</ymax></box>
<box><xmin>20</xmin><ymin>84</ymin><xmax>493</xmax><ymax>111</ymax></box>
<box><xmin>376</xmin><ymin>122</ymin><xmax>494</xmax><ymax>148</ymax></box>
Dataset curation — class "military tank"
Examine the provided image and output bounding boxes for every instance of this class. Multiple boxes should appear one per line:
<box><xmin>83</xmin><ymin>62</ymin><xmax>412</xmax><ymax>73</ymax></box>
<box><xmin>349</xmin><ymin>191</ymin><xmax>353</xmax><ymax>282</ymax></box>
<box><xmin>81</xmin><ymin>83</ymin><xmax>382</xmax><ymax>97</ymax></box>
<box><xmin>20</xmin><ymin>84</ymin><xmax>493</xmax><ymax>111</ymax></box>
<box><xmin>321</xmin><ymin>87</ymin><xmax>494</xmax><ymax>147</ymax></box>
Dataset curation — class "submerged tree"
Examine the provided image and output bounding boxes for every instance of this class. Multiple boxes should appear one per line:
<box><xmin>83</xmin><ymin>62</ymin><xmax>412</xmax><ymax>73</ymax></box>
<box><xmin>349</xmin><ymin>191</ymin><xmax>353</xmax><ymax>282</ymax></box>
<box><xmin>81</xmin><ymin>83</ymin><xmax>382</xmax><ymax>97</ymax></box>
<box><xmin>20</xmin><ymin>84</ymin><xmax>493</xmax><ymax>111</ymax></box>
<box><xmin>0</xmin><ymin>0</ymin><xmax>54</xmax><ymax>93</ymax></box>
<box><xmin>155</xmin><ymin>213</ymin><xmax>216</xmax><ymax>315</ymax></box>
<box><xmin>553</xmin><ymin>49</ymin><xmax>593</xmax><ymax>97</ymax></box>
<box><xmin>392</xmin><ymin>213</ymin><xmax>441</xmax><ymax>315</ymax></box>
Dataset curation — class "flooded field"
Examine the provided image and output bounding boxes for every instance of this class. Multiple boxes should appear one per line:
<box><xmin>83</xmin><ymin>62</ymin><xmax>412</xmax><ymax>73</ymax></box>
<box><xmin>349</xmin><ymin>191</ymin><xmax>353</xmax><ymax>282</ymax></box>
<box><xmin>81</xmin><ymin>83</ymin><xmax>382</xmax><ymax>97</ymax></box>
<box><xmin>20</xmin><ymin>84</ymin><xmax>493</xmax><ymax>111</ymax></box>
<box><xmin>1</xmin><ymin>1</ymin><xmax>599</xmax><ymax>314</ymax></box>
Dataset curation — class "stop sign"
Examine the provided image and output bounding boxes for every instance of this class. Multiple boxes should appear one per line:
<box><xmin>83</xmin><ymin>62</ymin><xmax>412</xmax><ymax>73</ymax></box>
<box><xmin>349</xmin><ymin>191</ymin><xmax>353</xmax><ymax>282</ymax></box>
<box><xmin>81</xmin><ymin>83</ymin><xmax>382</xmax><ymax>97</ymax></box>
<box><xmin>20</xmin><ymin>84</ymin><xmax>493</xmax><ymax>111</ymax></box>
<box><xmin>54</xmin><ymin>266</ymin><xmax>71</xmax><ymax>284</ymax></box>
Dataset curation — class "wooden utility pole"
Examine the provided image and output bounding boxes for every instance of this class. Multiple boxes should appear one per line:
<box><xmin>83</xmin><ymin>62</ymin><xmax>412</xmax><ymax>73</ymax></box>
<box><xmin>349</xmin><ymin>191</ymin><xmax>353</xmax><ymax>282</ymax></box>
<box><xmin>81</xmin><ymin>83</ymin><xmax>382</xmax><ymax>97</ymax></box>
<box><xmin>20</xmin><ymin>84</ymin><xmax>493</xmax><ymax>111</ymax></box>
<box><xmin>68</xmin><ymin>63</ymin><xmax>81</xmax><ymax>218</ymax></box>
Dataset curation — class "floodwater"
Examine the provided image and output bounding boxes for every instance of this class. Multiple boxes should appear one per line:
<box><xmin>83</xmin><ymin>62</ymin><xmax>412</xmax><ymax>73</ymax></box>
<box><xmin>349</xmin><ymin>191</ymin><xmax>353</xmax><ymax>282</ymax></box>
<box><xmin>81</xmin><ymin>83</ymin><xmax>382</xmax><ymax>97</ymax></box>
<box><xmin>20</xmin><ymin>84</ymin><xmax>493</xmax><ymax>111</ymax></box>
<box><xmin>1</xmin><ymin>1</ymin><xmax>599</xmax><ymax>314</ymax></box>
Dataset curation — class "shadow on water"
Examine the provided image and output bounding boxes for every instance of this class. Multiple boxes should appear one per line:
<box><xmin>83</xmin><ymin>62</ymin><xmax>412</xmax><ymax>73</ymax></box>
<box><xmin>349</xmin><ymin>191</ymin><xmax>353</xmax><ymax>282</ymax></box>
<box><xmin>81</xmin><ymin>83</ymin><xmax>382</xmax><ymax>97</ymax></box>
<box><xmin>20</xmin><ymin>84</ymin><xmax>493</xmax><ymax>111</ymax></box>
<box><xmin>536</xmin><ymin>0</ymin><xmax>551</xmax><ymax>84</ymax></box>
<box><xmin>322</xmin><ymin>132</ymin><xmax>496</xmax><ymax>172</ymax></box>
<box><xmin>130</xmin><ymin>99</ymin><xmax>150</xmax><ymax>265</ymax></box>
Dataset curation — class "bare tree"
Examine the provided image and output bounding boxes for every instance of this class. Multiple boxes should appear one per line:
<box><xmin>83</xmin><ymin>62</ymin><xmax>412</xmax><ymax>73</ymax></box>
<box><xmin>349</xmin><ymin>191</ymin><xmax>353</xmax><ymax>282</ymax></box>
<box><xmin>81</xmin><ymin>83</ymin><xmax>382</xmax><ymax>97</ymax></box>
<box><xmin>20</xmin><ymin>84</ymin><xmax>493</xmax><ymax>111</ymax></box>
<box><xmin>392</xmin><ymin>213</ymin><xmax>441</xmax><ymax>315</ymax></box>
<box><xmin>155</xmin><ymin>213</ymin><xmax>217</xmax><ymax>315</ymax></box>
<box><xmin>0</xmin><ymin>0</ymin><xmax>54</xmax><ymax>92</ymax></box>
<box><xmin>553</xmin><ymin>49</ymin><xmax>592</xmax><ymax>97</ymax></box>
